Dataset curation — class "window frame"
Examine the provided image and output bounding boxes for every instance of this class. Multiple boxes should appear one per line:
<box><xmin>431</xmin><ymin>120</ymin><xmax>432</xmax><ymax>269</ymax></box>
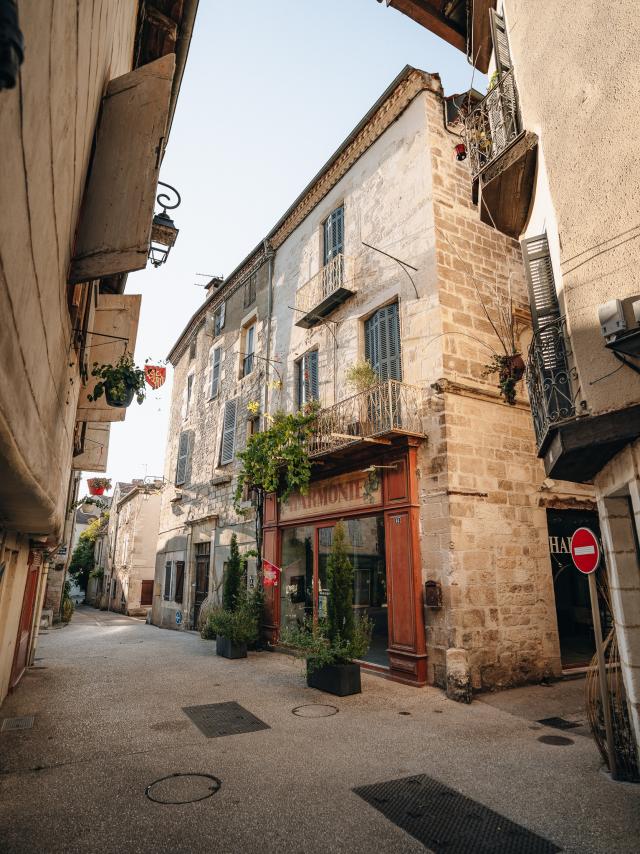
<box><xmin>209</xmin><ymin>346</ymin><xmax>222</xmax><ymax>399</ymax></box>
<box><xmin>242</xmin><ymin>323</ymin><xmax>256</xmax><ymax>378</ymax></box>
<box><xmin>322</xmin><ymin>204</ymin><xmax>344</xmax><ymax>266</ymax></box>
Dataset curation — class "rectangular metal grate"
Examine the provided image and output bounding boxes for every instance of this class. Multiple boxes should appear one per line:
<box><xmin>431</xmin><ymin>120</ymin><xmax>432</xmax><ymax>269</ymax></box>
<box><xmin>353</xmin><ymin>774</ymin><xmax>561</xmax><ymax>854</ymax></box>
<box><xmin>537</xmin><ymin>717</ymin><xmax>581</xmax><ymax>731</ymax></box>
<box><xmin>182</xmin><ymin>702</ymin><xmax>270</xmax><ymax>738</ymax></box>
<box><xmin>1</xmin><ymin>716</ymin><xmax>35</xmax><ymax>732</ymax></box>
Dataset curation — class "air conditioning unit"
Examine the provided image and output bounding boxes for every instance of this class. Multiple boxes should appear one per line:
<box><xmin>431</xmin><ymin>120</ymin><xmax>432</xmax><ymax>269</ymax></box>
<box><xmin>598</xmin><ymin>296</ymin><xmax>640</xmax><ymax>358</ymax></box>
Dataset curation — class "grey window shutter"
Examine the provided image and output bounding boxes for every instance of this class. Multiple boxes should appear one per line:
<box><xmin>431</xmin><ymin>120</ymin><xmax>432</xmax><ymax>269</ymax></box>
<box><xmin>365</xmin><ymin>304</ymin><xmax>401</xmax><ymax>381</ymax></box>
<box><xmin>219</xmin><ymin>302</ymin><xmax>226</xmax><ymax>330</ymax></box>
<box><xmin>220</xmin><ymin>399</ymin><xmax>238</xmax><ymax>464</ymax></box>
<box><xmin>210</xmin><ymin>347</ymin><xmax>221</xmax><ymax>398</ymax></box>
<box><xmin>175</xmin><ymin>432</ymin><xmax>190</xmax><ymax>485</ymax></box>
<box><xmin>323</xmin><ymin>205</ymin><xmax>344</xmax><ymax>264</ymax></box>
<box><xmin>490</xmin><ymin>10</ymin><xmax>512</xmax><ymax>73</ymax></box>
<box><xmin>308</xmin><ymin>350</ymin><xmax>319</xmax><ymax>400</ymax></box>
<box><xmin>522</xmin><ymin>233</ymin><xmax>563</xmax><ymax>370</ymax></box>
<box><xmin>163</xmin><ymin>561</ymin><xmax>172</xmax><ymax>600</ymax></box>
<box><xmin>69</xmin><ymin>54</ymin><xmax>175</xmax><ymax>282</ymax></box>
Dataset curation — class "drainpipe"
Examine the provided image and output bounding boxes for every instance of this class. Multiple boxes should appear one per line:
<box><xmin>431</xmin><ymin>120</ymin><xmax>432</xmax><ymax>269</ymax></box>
<box><xmin>263</xmin><ymin>239</ymin><xmax>275</xmax><ymax>417</ymax></box>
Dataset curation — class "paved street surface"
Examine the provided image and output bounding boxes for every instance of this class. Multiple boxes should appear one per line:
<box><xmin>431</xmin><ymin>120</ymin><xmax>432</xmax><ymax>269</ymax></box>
<box><xmin>1</xmin><ymin>608</ymin><xmax>638</xmax><ymax>853</ymax></box>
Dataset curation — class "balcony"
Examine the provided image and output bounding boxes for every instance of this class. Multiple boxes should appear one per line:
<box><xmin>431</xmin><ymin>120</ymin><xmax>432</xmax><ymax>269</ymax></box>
<box><xmin>306</xmin><ymin>380</ymin><xmax>425</xmax><ymax>459</ymax></box>
<box><xmin>464</xmin><ymin>68</ymin><xmax>537</xmax><ymax>238</ymax></box>
<box><xmin>294</xmin><ymin>254</ymin><xmax>355</xmax><ymax>328</ymax></box>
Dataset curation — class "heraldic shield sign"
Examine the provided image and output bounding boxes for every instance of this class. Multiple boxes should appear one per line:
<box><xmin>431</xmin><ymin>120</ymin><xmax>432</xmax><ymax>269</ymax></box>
<box><xmin>144</xmin><ymin>365</ymin><xmax>166</xmax><ymax>389</ymax></box>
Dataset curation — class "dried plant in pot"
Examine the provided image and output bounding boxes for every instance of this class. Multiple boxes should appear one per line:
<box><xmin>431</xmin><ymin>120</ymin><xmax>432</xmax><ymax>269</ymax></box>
<box><xmin>88</xmin><ymin>353</ymin><xmax>146</xmax><ymax>409</ymax></box>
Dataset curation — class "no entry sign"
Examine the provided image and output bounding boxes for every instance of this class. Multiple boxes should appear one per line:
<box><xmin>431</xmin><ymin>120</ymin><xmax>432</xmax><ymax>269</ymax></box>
<box><xmin>570</xmin><ymin>527</ymin><xmax>600</xmax><ymax>574</ymax></box>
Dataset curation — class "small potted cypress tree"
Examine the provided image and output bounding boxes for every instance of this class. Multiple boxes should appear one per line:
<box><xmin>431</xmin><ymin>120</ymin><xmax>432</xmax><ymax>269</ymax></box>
<box><xmin>281</xmin><ymin>521</ymin><xmax>372</xmax><ymax>696</ymax></box>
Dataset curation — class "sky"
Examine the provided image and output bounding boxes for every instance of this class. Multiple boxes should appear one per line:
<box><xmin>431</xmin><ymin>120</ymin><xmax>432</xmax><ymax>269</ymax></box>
<box><xmin>86</xmin><ymin>0</ymin><xmax>483</xmax><ymax>494</ymax></box>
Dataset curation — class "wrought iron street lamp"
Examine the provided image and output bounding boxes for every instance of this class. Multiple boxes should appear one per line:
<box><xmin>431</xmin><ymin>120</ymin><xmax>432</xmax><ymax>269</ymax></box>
<box><xmin>149</xmin><ymin>181</ymin><xmax>181</xmax><ymax>267</ymax></box>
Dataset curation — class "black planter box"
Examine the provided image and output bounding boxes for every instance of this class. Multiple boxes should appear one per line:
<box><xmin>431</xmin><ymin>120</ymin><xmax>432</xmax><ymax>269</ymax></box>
<box><xmin>307</xmin><ymin>662</ymin><xmax>361</xmax><ymax>696</ymax></box>
<box><xmin>216</xmin><ymin>636</ymin><xmax>247</xmax><ymax>659</ymax></box>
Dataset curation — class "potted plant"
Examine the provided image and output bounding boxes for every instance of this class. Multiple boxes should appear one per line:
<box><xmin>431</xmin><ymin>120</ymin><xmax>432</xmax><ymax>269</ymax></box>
<box><xmin>281</xmin><ymin>521</ymin><xmax>372</xmax><ymax>696</ymax></box>
<box><xmin>87</xmin><ymin>477</ymin><xmax>111</xmax><ymax>496</ymax></box>
<box><xmin>204</xmin><ymin>602</ymin><xmax>259</xmax><ymax>659</ymax></box>
<box><xmin>88</xmin><ymin>353</ymin><xmax>146</xmax><ymax>408</ymax></box>
<box><xmin>481</xmin><ymin>352</ymin><xmax>525</xmax><ymax>406</ymax></box>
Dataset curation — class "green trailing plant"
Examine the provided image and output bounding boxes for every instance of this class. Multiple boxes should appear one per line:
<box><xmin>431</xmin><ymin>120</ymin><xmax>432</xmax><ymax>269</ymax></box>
<box><xmin>345</xmin><ymin>360</ymin><xmax>378</xmax><ymax>393</ymax></box>
<box><xmin>280</xmin><ymin>521</ymin><xmax>372</xmax><ymax>674</ymax></box>
<box><xmin>89</xmin><ymin>567</ymin><xmax>104</xmax><ymax>580</ymax></box>
<box><xmin>481</xmin><ymin>353</ymin><xmax>525</xmax><ymax>406</ymax></box>
<box><xmin>223</xmin><ymin>534</ymin><xmax>244</xmax><ymax>612</ymax></box>
<box><xmin>72</xmin><ymin>495</ymin><xmax>109</xmax><ymax>511</ymax></box>
<box><xmin>68</xmin><ymin>513</ymin><xmax>107</xmax><ymax>590</ymax></box>
<box><xmin>88</xmin><ymin>353</ymin><xmax>146</xmax><ymax>406</ymax></box>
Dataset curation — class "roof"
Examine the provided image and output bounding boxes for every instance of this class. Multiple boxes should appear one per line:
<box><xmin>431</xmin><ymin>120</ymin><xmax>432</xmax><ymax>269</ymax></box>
<box><xmin>167</xmin><ymin>65</ymin><xmax>441</xmax><ymax>364</ymax></box>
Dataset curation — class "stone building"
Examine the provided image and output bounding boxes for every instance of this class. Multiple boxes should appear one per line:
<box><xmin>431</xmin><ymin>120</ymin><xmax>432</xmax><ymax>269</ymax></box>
<box><xmin>380</xmin><ymin>0</ymin><xmax>640</xmax><ymax>757</ymax></box>
<box><xmin>0</xmin><ymin>1</ymin><xmax>197</xmax><ymax>706</ymax></box>
<box><xmin>156</xmin><ymin>65</ymin><xmax>588</xmax><ymax>696</ymax></box>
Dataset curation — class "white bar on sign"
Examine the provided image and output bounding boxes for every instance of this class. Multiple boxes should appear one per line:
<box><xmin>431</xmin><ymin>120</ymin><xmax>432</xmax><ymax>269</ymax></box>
<box><xmin>574</xmin><ymin>545</ymin><xmax>595</xmax><ymax>555</ymax></box>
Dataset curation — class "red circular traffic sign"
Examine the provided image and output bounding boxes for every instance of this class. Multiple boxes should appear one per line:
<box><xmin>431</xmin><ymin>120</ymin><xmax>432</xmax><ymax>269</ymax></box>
<box><xmin>570</xmin><ymin>527</ymin><xmax>600</xmax><ymax>574</ymax></box>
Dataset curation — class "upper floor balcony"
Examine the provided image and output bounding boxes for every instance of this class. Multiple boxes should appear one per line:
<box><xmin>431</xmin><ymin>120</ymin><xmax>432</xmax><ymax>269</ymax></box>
<box><xmin>464</xmin><ymin>68</ymin><xmax>538</xmax><ymax>239</ymax></box>
<box><xmin>294</xmin><ymin>253</ymin><xmax>356</xmax><ymax>329</ymax></box>
<box><xmin>306</xmin><ymin>380</ymin><xmax>426</xmax><ymax>459</ymax></box>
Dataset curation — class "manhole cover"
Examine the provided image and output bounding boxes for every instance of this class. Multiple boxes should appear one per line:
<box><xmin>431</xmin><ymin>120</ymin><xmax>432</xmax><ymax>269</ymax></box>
<box><xmin>145</xmin><ymin>773</ymin><xmax>221</xmax><ymax>804</ymax></box>
<box><xmin>1</xmin><ymin>716</ymin><xmax>34</xmax><ymax>732</ymax></box>
<box><xmin>538</xmin><ymin>735</ymin><xmax>574</xmax><ymax>746</ymax></box>
<box><xmin>537</xmin><ymin>716</ymin><xmax>581</xmax><ymax>730</ymax></box>
<box><xmin>354</xmin><ymin>775</ymin><xmax>561</xmax><ymax>853</ymax></box>
<box><xmin>182</xmin><ymin>702</ymin><xmax>269</xmax><ymax>738</ymax></box>
<box><xmin>292</xmin><ymin>704</ymin><xmax>339</xmax><ymax>718</ymax></box>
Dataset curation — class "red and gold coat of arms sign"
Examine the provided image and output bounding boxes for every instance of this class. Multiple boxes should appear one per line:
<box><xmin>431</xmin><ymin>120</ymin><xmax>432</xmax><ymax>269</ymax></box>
<box><xmin>144</xmin><ymin>365</ymin><xmax>166</xmax><ymax>390</ymax></box>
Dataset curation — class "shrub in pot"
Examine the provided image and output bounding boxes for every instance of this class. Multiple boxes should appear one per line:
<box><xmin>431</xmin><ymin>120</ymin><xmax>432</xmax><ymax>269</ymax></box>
<box><xmin>88</xmin><ymin>353</ymin><xmax>146</xmax><ymax>409</ymax></box>
<box><xmin>206</xmin><ymin>603</ymin><xmax>259</xmax><ymax>659</ymax></box>
<box><xmin>281</xmin><ymin>521</ymin><xmax>372</xmax><ymax>696</ymax></box>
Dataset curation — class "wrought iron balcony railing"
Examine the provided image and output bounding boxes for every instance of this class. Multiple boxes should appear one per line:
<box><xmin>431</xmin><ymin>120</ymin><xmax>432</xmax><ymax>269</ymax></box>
<box><xmin>294</xmin><ymin>253</ymin><xmax>355</xmax><ymax>327</ymax></box>
<box><xmin>306</xmin><ymin>380</ymin><xmax>425</xmax><ymax>458</ymax></box>
<box><xmin>526</xmin><ymin>316</ymin><xmax>577</xmax><ymax>448</ymax></box>
<box><xmin>464</xmin><ymin>68</ymin><xmax>522</xmax><ymax>179</ymax></box>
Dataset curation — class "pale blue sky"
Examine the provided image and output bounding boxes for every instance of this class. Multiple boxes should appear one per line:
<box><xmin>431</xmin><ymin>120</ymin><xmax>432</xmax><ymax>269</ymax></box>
<box><xmin>90</xmin><ymin>0</ymin><xmax>482</xmax><ymax>492</ymax></box>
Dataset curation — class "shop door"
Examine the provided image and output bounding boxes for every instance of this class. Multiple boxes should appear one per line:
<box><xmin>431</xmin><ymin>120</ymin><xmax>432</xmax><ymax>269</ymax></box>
<box><xmin>193</xmin><ymin>543</ymin><xmax>210</xmax><ymax>626</ymax></box>
<box><xmin>280</xmin><ymin>526</ymin><xmax>314</xmax><ymax>632</ymax></box>
<box><xmin>10</xmin><ymin>557</ymin><xmax>40</xmax><ymax>690</ymax></box>
<box><xmin>547</xmin><ymin>509</ymin><xmax>607</xmax><ymax>669</ymax></box>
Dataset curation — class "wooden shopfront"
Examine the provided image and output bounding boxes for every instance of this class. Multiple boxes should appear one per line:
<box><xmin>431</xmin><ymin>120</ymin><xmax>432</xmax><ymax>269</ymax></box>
<box><xmin>262</xmin><ymin>438</ymin><xmax>427</xmax><ymax>686</ymax></box>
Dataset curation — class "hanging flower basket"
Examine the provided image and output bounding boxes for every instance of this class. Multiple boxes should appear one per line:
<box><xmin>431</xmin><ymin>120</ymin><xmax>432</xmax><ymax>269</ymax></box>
<box><xmin>87</xmin><ymin>477</ymin><xmax>111</xmax><ymax>496</ymax></box>
<box><xmin>482</xmin><ymin>352</ymin><xmax>525</xmax><ymax>405</ymax></box>
<box><xmin>88</xmin><ymin>354</ymin><xmax>146</xmax><ymax>409</ymax></box>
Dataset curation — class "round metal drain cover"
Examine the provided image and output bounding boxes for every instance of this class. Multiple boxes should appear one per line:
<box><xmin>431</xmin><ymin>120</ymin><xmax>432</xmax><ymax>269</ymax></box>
<box><xmin>292</xmin><ymin>704</ymin><xmax>338</xmax><ymax>718</ymax></box>
<box><xmin>537</xmin><ymin>735</ymin><xmax>574</xmax><ymax>746</ymax></box>
<box><xmin>145</xmin><ymin>773</ymin><xmax>221</xmax><ymax>804</ymax></box>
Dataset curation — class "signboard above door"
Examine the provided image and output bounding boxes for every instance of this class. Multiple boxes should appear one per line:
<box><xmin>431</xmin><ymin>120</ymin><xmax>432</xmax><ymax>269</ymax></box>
<box><xmin>280</xmin><ymin>470</ymin><xmax>383</xmax><ymax>523</ymax></box>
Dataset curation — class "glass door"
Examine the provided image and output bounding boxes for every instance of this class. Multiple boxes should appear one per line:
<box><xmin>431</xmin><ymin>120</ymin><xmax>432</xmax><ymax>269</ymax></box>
<box><xmin>280</xmin><ymin>526</ymin><xmax>314</xmax><ymax>631</ymax></box>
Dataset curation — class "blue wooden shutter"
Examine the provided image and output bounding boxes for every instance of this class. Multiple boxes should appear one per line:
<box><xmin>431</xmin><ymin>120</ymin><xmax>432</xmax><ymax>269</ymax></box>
<box><xmin>307</xmin><ymin>350</ymin><xmax>319</xmax><ymax>400</ymax></box>
<box><xmin>220</xmin><ymin>398</ymin><xmax>238</xmax><ymax>464</ymax></box>
<box><xmin>365</xmin><ymin>303</ymin><xmax>401</xmax><ymax>381</ymax></box>
<box><xmin>323</xmin><ymin>205</ymin><xmax>344</xmax><ymax>264</ymax></box>
<box><xmin>210</xmin><ymin>347</ymin><xmax>221</xmax><ymax>398</ymax></box>
<box><xmin>175</xmin><ymin>432</ymin><xmax>189</xmax><ymax>485</ymax></box>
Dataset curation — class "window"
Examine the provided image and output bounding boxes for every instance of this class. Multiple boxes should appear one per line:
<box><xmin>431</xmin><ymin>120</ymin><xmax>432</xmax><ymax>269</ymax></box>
<box><xmin>242</xmin><ymin>324</ymin><xmax>255</xmax><ymax>377</ymax></box>
<box><xmin>189</xmin><ymin>337</ymin><xmax>197</xmax><ymax>360</ymax></box>
<box><xmin>364</xmin><ymin>303</ymin><xmax>402</xmax><ymax>381</ymax></box>
<box><xmin>220</xmin><ymin>398</ymin><xmax>238</xmax><ymax>465</ymax></box>
<box><xmin>163</xmin><ymin>561</ymin><xmax>172</xmax><ymax>601</ymax></box>
<box><xmin>174</xmin><ymin>560</ymin><xmax>185</xmax><ymax>603</ymax></box>
<box><xmin>186</xmin><ymin>374</ymin><xmax>194</xmax><ymax>414</ymax></box>
<box><xmin>209</xmin><ymin>347</ymin><xmax>221</xmax><ymax>399</ymax></box>
<box><xmin>296</xmin><ymin>350</ymin><xmax>319</xmax><ymax>407</ymax></box>
<box><xmin>214</xmin><ymin>302</ymin><xmax>226</xmax><ymax>337</ymax></box>
<box><xmin>243</xmin><ymin>272</ymin><xmax>256</xmax><ymax>308</ymax></box>
<box><xmin>175</xmin><ymin>431</ymin><xmax>190</xmax><ymax>485</ymax></box>
<box><xmin>323</xmin><ymin>205</ymin><xmax>344</xmax><ymax>265</ymax></box>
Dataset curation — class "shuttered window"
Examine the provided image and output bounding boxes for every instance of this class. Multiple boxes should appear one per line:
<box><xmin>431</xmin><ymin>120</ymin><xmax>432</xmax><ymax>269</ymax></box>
<box><xmin>490</xmin><ymin>9</ymin><xmax>512</xmax><ymax>73</ymax></box>
<box><xmin>297</xmin><ymin>350</ymin><xmax>319</xmax><ymax>406</ymax></box>
<box><xmin>174</xmin><ymin>561</ymin><xmax>185</xmax><ymax>604</ymax></box>
<box><xmin>209</xmin><ymin>347</ymin><xmax>221</xmax><ymax>399</ymax></box>
<box><xmin>175</xmin><ymin>432</ymin><xmax>190</xmax><ymax>485</ymax></box>
<box><xmin>243</xmin><ymin>273</ymin><xmax>257</xmax><ymax>308</ymax></box>
<box><xmin>323</xmin><ymin>205</ymin><xmax>344</xmax><ymax>265</ymax></box>
<box><xmin>364</xmin><ymin>303</ymin><xmax>402</xmax><ymax>381</ymax></box>
<box><xmin>242</xmin><ymin>324</ymin><xmax>255</xmax><ymax>377</ymax></box>
<box><xmin>220</xmin><ymin>398</ymin><xmax>238</xmax><ymax>465</ymax></box>
<box><xmin>214</xmin><ymin>302</ymin><xmax>226</xmax><ymax>337</ymax></box>
<box><xmin>163</xmin><ymin>561</ymin><xmax>172</xmax><ymax>600</ymax></box>
<box><xmin>522</xmin><ymin>234</ymin><xmax>563</xmax><ymax>370</ymax></box>
<box><xmin>186</xmin><ymin>374</ymin><xmax>194</xmax><ymax>414</ymax></box>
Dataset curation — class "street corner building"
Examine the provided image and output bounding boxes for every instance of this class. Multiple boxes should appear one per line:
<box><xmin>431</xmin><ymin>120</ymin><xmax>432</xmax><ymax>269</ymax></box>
<box><xmin>0</xmin><ymin>1</ymin><xmax>198</xmax><ymax>707</ymax></box>
<box><xmin>153</xmin><ymin>64</ymin><xmax>596</xmax><ymax>697</ymax></box>
<box><xmin>377</xmin><ymin>0</ymin><xmax>640</xmax><ymax>771</ymax></box>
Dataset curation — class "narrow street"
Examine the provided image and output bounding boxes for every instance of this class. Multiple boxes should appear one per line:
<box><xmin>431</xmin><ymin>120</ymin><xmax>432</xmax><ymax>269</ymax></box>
<box><xmin>1</xmin><ymin>608</ymin><xmax>638</xmax><ymax>854</ymax></box>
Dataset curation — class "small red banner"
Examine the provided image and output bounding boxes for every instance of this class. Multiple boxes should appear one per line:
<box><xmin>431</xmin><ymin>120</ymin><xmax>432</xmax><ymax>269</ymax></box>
<box><xmin>263</xmin><ymin>559</ymin><xmax>281</xmax><ymax>587</ymax></box>
<box><xmin>145</xmin><ymin>365</ymin><xmax>166</xmax><ymax>389</ymax></box>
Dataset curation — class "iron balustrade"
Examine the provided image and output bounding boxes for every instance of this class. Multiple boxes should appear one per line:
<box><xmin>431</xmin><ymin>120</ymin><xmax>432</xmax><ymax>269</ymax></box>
<box><xmin>294</xmin><ymin>253</ymin><xmax>352</xmax><ymax>317</ymax></box>
<box><xmin>525</xmin><ymin>316</ymin><xmax>577</xmax><ymax>448</ymax></box>
<box><xmin>464</xmin><ymin>68</ymin><xmax>522</xmax><ymax>179</ymax></box>
<box><xmin>305</xmin><ymin>380</ymin><xmax>425</xmax><ymax>458</ymax></box>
